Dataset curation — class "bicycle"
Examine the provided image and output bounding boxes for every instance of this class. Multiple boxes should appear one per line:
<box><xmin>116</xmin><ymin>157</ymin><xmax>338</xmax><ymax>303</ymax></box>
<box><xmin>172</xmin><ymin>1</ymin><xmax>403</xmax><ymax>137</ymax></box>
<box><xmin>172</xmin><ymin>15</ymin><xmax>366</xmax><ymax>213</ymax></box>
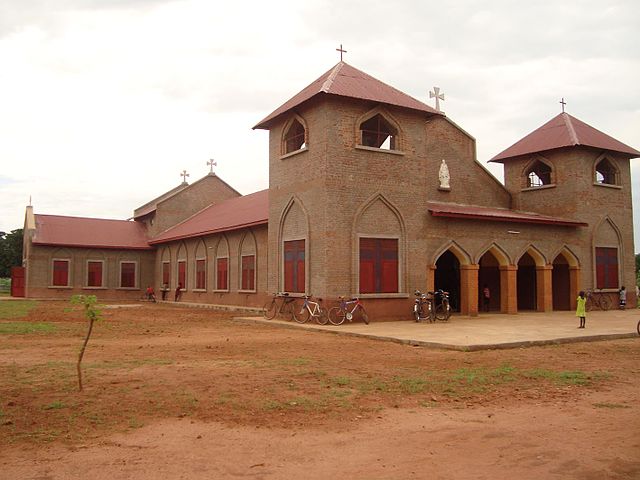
<box><xmin>293</xmin><ymin>295</ymin><xmax>328</xmax><ymax>324</ymax></box>
<box><xmin>413</xmin><ymin>290</ymin><xmax>433</xmax><ymax>322</ymax></box>
<box><xmin>585</xmin><ymin>288</ymin><xmax>612</xmax><ymax>311</ymax></box>
<box><xmin>429</xmin><ymin>289</ymin><xmax>451</xmax><ymax>321</ymax></box>
<box><xmin>328</xmin><ymin>296</ymin><xmax>369</xmax><ymax>325</ymax></box>
<box><xmin>263</xmin><ymin>292</ymin><xmax>297</xmax><ymax>320</ymax></box>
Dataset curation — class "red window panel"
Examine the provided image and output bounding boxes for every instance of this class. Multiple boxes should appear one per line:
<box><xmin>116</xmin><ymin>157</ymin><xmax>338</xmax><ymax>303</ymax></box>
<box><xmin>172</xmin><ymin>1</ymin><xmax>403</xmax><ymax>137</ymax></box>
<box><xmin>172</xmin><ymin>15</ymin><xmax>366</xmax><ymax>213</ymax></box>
<box><xmin>87</xmin><ymin>261</ymin><xmax>103</xmax><ymax>287</ymax></box>
<box><xmin>52</xmin><ymin>260</ymin><xmax>69</xmax><ymax>286</ymax></box>
<box><xmin>120</xmin><ymin>262</ymin><xmax>136</xmax><ymax>288</ymax></box>
<box><xmin>195</xmin><ymin>259</ymin><xmax>206</xmax><ymax>290</ymax></box>
<box><xmin>595</xmin><ymin>247</ymin><xmax>618</xmax><ymax>289</ymax></box>
<box><xmin>284</xmin><ymin>240</ymin><xmax>305</xmax><ymax>293</ymax></box>
<box><xmin>359</xmin><ymin>238</ymin><xmax>398</xmax><ymax>294</ymax></box>
<box><xmin>216</xmin><ymin>258</ymin><xmax>228</xmax><ymax>290</ymax></box>
<box><xmin>241</xmin><ymin>255</ymin><xmax>255</xmax><ymax>290</ymax></box>
<box><xmin>177</xmin><ymin>261</ymin><xmax>186</xmax><ymax>289</ymax></box>
<box><xmin>162</xmin><ymin>262</ymin><xmax>170</xmax><ymax>286</ymax></box>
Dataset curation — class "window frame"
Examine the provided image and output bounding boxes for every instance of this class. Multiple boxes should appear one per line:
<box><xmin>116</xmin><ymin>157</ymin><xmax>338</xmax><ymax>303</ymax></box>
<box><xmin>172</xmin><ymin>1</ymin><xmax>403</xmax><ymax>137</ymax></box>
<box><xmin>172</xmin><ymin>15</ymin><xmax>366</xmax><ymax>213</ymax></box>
<box><xmin>194</xmin><ymin>258</ymin><xmax>206</xmax><ymax>291</ymax></box>
<box><xmin>51</xmin><ymin>258</ymin><xmax>71</xmax><ymax>288</ymax></box>
<box><xmin>358</xmin><ymin>237</ymin><xmax>399</xmax><ymax>295</ymax></box>
<box><xmin>215</xmin><ymin>257</ymin><xmax>229</xmax><ymax>292</ymax></box>
<box><xmin>240</xmin><ymin>254</ymin><xmax>256</xmax><ymax>292</ymax></box>
<box><xmin>594</xmin><ymin>157</ymin><xmax>620</xmax><ymax>187</ymax></box>
<box><xmin>86</xmin><ymin>259</ymin><xmax>105</xmax><ymax>288</ymax></box>
<box><xmin>595</xmin><ymin>246</ymin><xmax>619</xmax><ymax>290</ymax></box>
<box><xmin>119</xmin><ymin>261</ymin><xmax>138</xmax><ymax>289</ymax></box>
<box><xmin>283</xmin><ymin>239</ymin><xmax>305</xmax><ymax>294</ymax></box>
<box><xmin>162</xmin><ymin>261</ymin><xmax>171</xmax><ymax>287</ymax></box>
<box><xmin>177</xmin><ymin>260</ymin><xmax>186</xmax><ymax>291</ymax></box>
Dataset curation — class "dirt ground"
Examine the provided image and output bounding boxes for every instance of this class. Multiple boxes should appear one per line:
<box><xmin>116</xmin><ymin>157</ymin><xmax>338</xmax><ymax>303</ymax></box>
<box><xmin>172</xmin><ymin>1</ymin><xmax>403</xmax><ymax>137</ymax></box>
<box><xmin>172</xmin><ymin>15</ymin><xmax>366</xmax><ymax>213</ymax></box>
<box><xmin>1</xmin><ymin>301</ymin><xmax>639</xmax><ymax>479</ymax></box>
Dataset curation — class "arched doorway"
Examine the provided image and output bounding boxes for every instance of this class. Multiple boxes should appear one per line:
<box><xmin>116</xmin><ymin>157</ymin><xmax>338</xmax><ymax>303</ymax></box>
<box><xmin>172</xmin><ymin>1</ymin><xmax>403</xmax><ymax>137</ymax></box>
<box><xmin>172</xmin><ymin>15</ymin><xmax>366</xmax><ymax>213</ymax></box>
<box><xmin>517</xmin><ymin>252</ymin><xmax>537</xmax><ymax>311</ymax></box>
<box><xmin>552</xmin><ymin>254</ymin><xmax>570</xmax><ymax>310</ymax></box>
<box><xmin>435</xmin><ymin>250</ymin><xmax>460</xmax><ymax>312</ymax></box>
<box><xmin>478</xmin><ymin>251</ymin><xmax>501</xmax><ymax>312</ymax></box>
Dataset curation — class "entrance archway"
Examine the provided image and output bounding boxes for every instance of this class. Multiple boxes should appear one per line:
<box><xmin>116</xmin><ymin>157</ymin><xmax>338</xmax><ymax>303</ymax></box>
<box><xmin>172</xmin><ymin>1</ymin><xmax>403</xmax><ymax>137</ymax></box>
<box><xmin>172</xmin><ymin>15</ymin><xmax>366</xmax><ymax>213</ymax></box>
<box><xmin>517</xmin><ymin>252</ymin><xmax>537</xmax><ymax>311</ymax></box>
<box><xmin>435</xmin><ymin>250</ymin><xmax>460</xmax><ymax>312</ymax></box>
<box><xmin>478</xmin><ymin>251</ymin><xmax>501</xmax><ymax>312</ymax></box>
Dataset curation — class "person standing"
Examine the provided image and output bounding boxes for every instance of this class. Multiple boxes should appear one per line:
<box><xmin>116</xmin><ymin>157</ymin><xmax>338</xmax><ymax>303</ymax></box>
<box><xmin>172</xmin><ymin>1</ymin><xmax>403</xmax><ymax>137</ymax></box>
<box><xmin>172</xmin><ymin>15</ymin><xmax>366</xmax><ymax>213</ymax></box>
<box><xmin>576</xmin><ymin>291</ymin><xmax>587</xmax><ymax>328</ymax></box>
<box><xmin>618</xmin><ymin>286</ymin><xmax>626</xmax><ymax>310</ymax></box>
<box><xmin>482</xmin><ymin>285</ymin><xmax>491</xmax><ymax>312</ymax></box>
<box><xmin>175</xmin><ymin>282</ymin><xmax>183</xmax><ymax>302</ymax></box>
<box><xmin>161</xmin><ymin>283</ymin><xmax>169</xmax><ymax>301</ymax></box>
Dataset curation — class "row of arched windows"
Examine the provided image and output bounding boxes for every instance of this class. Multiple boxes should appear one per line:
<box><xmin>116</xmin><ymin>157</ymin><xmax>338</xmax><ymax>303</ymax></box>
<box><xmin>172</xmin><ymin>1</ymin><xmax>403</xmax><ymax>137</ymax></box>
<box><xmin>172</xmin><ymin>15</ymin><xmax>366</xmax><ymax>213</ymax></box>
<box><xmin>282</xmin><ymin>111</ymin><xmax>399</xmax><ymax>156</ymax></box>
<box><xmin>524</xmin><ymin>156</ymin><xmax>620</xmax><ymax>189</ymax></box>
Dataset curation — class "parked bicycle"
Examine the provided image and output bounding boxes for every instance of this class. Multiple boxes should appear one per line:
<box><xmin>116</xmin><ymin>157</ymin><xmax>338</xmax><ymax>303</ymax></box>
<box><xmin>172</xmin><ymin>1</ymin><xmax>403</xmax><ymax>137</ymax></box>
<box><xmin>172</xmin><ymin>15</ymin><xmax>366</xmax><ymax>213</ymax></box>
<box><xmin>430</xmin><ymin>289</ymin><xmax>451</xmax><ymax>321</ymax></box>
<box><xmin>585</xmin><ymin>288</ymin><xmax>612</xmax><ymax>311</ymax></box>
<box><xmin>413</xmin><ymin>290</ymin><xmax>433</xmax><ymax>322</ymax></box>
<box><xmin>293</xmin><ymin>295</ymin><xmax>328</xmax><ymax>325</ymax></box>
<box><xmin>328</xmin><ymin>296</ymin><xmax>369</xmax><ymax>325</ymax></box>
<box><xmin>263</xmin><ymin>292</ymin><xmax>297</xmax><ymax>320</ymax></box>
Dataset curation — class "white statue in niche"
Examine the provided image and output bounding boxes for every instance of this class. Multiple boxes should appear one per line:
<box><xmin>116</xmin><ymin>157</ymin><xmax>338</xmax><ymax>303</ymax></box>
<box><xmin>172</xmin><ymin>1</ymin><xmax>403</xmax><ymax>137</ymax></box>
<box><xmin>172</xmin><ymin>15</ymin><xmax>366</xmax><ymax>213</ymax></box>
<box><xmin>439</xmin><ymin>159</ymin><xmax>450</xmax><ymax>189</ymax></box>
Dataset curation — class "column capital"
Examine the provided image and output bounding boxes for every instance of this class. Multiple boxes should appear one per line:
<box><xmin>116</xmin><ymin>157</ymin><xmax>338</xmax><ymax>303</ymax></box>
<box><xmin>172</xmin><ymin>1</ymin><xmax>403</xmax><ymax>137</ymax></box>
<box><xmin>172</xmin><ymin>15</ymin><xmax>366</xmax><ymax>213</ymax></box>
<box><xmin>499</xmin><ymin>264</ymin><xmax>517</xmax><ymax>272</ymax></box>
<box><xmin>460</xmin><ymin>263</ymin><xmax>480</xmax><ymax>271</ymax></box>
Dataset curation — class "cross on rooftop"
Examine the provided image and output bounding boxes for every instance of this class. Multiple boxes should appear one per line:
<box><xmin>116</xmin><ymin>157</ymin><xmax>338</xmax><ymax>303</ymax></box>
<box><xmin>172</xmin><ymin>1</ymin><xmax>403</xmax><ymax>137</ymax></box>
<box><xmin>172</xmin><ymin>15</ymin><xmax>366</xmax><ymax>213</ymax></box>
<box><xmin>336</xmin><ymin>44</ymin><xmax>347</xmax><ymax>61</ymax></box>
<box><xmin>429</xmin><ymin>86</ymin><xmax>445</xmax><ymax>112</ymax></box>
<box><xmin>180</xmin><ymin>169</ymin><xmax>190</xmax><ymax>184</ymax></box>
<box><xmin>560</xmin><ymin>97</ymin><xmax>567</xmax><ymax>113</ymax></box>
<box><xmin>207</xmin><ymin>159</ymin><xmax>217</xmax><ymax>174</ymax></box>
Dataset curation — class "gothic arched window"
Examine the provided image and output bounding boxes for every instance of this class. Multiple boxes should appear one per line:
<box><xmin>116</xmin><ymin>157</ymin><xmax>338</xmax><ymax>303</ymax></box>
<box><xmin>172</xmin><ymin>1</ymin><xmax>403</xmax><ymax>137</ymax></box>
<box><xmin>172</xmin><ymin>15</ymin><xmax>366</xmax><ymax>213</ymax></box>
<box><xmin>525</xmin><ymin>160</ymin><xmax>553</xmax><ymax>188</ymax></box>
<box><xmin>595</xmin><ymin>158</ymin><xmax>618</xmax><ymax>185</ymax></box>
<box><xmin>360</xmin><ymin>114</ymin><xmax>397</xmax><ymax>150</ymax></box>
<box><xmin>283</xmin><ymin>118</ymin><xmax>306</xmax><ymax>154</ymax></box>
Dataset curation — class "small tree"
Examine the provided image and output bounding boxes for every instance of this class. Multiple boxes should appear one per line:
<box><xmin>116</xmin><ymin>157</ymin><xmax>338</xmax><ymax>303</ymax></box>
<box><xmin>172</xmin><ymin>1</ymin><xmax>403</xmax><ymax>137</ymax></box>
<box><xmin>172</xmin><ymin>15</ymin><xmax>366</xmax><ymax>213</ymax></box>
<box><xmin>70</xmin><ymin>295</ymin><xmax>102</xmax><ymax>391</ymax></box>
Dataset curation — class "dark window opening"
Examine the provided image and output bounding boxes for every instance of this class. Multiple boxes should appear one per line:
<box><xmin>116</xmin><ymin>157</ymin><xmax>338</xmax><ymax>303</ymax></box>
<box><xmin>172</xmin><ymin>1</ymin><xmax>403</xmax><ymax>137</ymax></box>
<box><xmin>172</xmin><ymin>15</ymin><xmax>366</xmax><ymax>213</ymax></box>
<box><xmin>359</xmin><ymin>238</ymin><xmax>398</xmax><ymax>294</ymax></box>
<box><xmin>526</xmin><ymin>160</ymin><xmax>552</xmax><ymax>188</ymax></box>
<box><xmin>595</xmin><ymin>158</ymin><xmax>617</xmax><ymax>185</ymax></box>
<box><xmin>595</xmin><ymin>247</ymin><xmax>618</xmax><ymax>289</ymax></box>
<box><xmin>120</xmin><ymin>262</ymin><xmax>136</xmax><ymax>288</ymax></box>
<box><xmin>283</xmin><ymin>119</ymin><xmax>306</xmax><ymax>154</ymax></box>
<box><xmin>52</xmin><ymin>260</ymin><xmax>69</xmax><ymax>286</ymax></box>
<box><xmin>241</xmin><ymin>255</ymin><xmax>255</xmax><ymax>290</ymax></box>
<box><xmin>216</xmin><ymin>258</ymin><xmax>228</xmax><ymax>290</ymax></box>
<box><xmin>87</xmin><ymin>261</ymin><xmax>103</xmax><ymax>287</ymax></box>
<box><xmin>360</xmin><ymin>114</ymin><xmax>397</xmax><ymax>150</ymax></box>
<box><xmin>284</xmin><ymin>240</ymin><xmax>305</xmax><ymax>293</ymax></box>
<box><xmin>195</xmin><ymin>259</ymin><xmax>206</xmax><ymax>290</ymax></box>
<box><xmin>177</xmin><ymin>260</ymin><xmax>186</xmax><ymax>289</ymax></box>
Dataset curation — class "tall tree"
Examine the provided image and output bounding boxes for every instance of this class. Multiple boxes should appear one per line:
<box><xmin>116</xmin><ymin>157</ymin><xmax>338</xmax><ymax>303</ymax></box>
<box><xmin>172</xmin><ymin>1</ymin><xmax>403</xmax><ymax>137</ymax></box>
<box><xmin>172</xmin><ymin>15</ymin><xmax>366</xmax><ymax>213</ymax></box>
<box><xmin>0</xmin><ymin>229</ymin><xmax>23</xmax><ymax>277</ymax></box>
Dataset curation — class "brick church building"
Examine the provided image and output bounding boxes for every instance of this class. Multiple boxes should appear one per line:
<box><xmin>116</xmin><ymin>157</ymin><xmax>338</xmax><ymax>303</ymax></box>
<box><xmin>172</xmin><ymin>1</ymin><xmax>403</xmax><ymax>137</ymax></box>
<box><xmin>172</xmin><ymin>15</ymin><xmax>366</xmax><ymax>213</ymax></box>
<box><xmin>20</xmin><ymin>62</ymin><xmax>639</xmax><ymax>318</ymax></box>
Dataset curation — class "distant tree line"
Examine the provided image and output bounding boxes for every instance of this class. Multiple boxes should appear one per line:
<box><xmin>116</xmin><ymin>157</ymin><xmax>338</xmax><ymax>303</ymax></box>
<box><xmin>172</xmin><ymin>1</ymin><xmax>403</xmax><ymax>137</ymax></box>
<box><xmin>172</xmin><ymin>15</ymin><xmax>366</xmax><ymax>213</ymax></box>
<box><xmin>0</xmin><ymin>229</ymin><xmax>23</xmax><ymax>278</ymax></box>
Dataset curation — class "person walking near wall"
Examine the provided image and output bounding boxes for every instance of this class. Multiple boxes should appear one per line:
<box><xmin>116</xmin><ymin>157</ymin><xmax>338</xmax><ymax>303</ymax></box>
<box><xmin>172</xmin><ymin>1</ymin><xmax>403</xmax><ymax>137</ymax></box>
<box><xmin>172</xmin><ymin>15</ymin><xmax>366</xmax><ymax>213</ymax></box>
<box><xmin>576</xmin><ymin>291</ymin><xmax>587</xmax><ymax>328</ymax></box>
<box><xmin>175</xmin><ymin>283</ymin><xmax>183</xmax><ymax>302</ymax></box>
<box><xmin>618</xmin><ymin>286</ymin><xmax>626</xmax><ymax>310</ymax></box>
<box><xmin>482</xmin><ymin>285</ymin><xmax>491</xmax><ymax>312</ymax></box>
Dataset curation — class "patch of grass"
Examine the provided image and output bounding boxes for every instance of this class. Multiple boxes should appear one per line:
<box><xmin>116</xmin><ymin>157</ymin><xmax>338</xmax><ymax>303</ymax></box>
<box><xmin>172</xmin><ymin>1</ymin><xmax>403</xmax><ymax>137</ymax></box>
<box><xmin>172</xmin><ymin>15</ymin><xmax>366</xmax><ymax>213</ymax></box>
<box><xmin>593</xmin><ymin>402</ymin><xmax>630</xmax><ymax>409</ymax></box>
<box><xmin>395</xmin><ymin>376</ymin><xmax>431</xmax><ymax>394</ymax></box>
<box><xmin>279</xmin><ymin>357</ymin><xmax>311</xmax><ymax>367</ymax></box>
<box><xmin>0</xmin><ymin>321</ymin><xmax>56</xmax><ymax>334</ymax></box>
<box><xmin>333</xmin><ymin>376</ymin><xmax>352</xmax><ymax>387</ymax></box>
<box><xmin>0</xmin><ymin>301</ymin><xmax>38</xmax><ymax>319</ymax></box>
<box><xmin>524</xmin><ymin>368</ymin><xmax>597</xmax><ymax>386</ymax></box>
<box><xmin>43</xmin><ymin>401</ymin><xmax>66</xmax><ymax>410</ymax></box>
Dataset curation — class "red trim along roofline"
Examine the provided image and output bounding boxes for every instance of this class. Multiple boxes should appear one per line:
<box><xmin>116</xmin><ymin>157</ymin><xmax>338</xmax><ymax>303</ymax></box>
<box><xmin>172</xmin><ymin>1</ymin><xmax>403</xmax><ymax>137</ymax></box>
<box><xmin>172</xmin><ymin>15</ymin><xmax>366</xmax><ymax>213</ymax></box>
<box><xmin>32</xmin><ymin>241</ymin><xmax>153</xmax><ymax>250</ymax></box>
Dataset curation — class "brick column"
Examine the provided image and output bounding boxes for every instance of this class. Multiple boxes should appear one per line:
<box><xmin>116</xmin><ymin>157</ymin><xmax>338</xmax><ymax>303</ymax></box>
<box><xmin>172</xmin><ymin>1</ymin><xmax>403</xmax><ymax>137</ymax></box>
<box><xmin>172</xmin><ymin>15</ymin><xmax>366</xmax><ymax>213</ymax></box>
<box><xmin>569</xmin><ymin>266</ymin><xmax>580</xmax><ymax>311</ymax></box>
<box><xmin>499</xmin><ymin>265</ymin><xmax>518</xmax><ymax>314</ymax></box>
<box><xmin>426</xmin><ymin>264</ymin><xmax>436</xmax><ymax>293</ymax></box>
<box><xmin>460</xmin><ymin>264</ymin><xmax>479</xmax><ymax>317</ymax></box>
<box><xmin>536</xmin><ymin>264</ymin><xmax>553</xmax><ymax>312</ymax></box>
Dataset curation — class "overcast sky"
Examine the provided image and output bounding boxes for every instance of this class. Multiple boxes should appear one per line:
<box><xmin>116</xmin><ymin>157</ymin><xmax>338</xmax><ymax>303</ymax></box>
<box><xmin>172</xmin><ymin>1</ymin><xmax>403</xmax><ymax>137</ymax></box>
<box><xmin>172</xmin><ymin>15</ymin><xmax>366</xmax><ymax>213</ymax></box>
<box><xmin>1</xmin><ymin>0</ymin><xmax>639</xmax><ymax>251</ymax></box>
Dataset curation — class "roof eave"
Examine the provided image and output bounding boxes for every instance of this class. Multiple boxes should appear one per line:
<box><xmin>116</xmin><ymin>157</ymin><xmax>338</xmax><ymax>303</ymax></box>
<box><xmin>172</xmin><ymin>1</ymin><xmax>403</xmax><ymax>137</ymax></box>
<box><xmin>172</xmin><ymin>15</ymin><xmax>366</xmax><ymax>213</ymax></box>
<box><xmin>429</xmin><ymin>211</ymin><xmax>587</xmax><ymax>227</ymax></box>
<box><xmin>149</xmin><ymin>219</ymin><xmax>269</xmax><ymax>245</ymax></box>
<box><xmin>32</xmin><ymin>241</ymin><xmax>153</xmax><ymax>250</ymax></box>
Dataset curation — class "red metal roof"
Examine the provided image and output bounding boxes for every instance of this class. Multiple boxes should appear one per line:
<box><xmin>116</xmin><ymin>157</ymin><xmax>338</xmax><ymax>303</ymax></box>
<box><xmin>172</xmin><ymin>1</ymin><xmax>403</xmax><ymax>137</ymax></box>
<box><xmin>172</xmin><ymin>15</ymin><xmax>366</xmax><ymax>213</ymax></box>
<box><xmin>491</xmin><ymin>113</ymin><xmax>640</xmax><ymax>162</ymax></box>
<box><xmin>149</xmin><ymin>189</ymin><xmax>269</xmax><ymax>244</ymax></box>
<box><xmin>33</xmin><ymin>215</ymin><xmax>152</xmax><ymax>249</ymax></box>
<box><xmin>427</xmin><ymin>202</ymin><xmax>587</xmax><ymax>227</ymax></box>
<box><xmin>254</xmin><ymin>62</ymin><xmax>442</xmax><ymax>129</ymax></box>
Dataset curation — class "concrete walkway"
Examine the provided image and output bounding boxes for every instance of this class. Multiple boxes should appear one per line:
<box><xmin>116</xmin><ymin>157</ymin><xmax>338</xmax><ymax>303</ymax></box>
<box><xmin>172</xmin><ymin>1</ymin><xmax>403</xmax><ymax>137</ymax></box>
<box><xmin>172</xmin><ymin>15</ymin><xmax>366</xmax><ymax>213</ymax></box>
<box><xmin>235</xmin><ymin>308</ymin><xmax>640</xmax><ymax>351</ymax></box>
